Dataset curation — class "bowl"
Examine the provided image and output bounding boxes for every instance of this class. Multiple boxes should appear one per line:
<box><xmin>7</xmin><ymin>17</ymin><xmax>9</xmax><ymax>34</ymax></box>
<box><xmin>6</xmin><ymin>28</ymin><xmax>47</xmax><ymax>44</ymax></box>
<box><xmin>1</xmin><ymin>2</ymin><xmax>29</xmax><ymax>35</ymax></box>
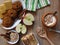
<box><xmin>41</xmin><ymin>12</ymin><xmax>57</xmax><ymax>28</ymax></box>
<box><xmin>7</xmin><ymin>30</ymin><xmax>19</xmax><ymax>44</ymax></box>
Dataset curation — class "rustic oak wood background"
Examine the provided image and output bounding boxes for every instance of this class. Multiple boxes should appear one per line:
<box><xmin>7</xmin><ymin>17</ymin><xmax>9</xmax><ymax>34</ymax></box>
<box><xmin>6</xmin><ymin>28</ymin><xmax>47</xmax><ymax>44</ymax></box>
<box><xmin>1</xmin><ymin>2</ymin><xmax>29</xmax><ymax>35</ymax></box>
<box><xmin>0</xmin><ymin>0</ymin><xmax>60</xmax><ymax>45</ymax></box>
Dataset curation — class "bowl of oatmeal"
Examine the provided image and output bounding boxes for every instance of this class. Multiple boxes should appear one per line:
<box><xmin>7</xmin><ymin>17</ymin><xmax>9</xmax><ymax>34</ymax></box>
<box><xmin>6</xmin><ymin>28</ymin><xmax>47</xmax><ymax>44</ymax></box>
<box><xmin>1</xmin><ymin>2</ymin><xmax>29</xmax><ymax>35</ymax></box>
<box><xmin>7</xmin><ymin>30</ymin><xmax>19</xmax><ymax>44</ymax></box>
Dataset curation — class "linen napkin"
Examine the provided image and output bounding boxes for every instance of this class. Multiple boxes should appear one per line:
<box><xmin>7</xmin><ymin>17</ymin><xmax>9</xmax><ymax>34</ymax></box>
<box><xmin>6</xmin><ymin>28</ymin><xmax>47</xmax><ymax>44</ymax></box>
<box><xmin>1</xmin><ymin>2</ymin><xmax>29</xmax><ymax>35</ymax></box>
<box><xmin>20</xmin><ymin>0</ymin><xmax>50</xmax><ymax>11</ymax></box>
<box><xmin>20</xmin><ymin>0</ymin><xmax>38</xmax><ymax>11</ymax></box>
<box><xmin>19</xmin><ymin>0</ymin><xmax>26</xmax><ymax>9</ymax></box>
<box><xmin>37</xmin><ymin>0</ymin><xmax>50</xmax><ymax>9</ymax></box>
<box><xmin>25</xmin><ymin>0</ymin><xmax>38</xmax><ymax>11</ymax></box>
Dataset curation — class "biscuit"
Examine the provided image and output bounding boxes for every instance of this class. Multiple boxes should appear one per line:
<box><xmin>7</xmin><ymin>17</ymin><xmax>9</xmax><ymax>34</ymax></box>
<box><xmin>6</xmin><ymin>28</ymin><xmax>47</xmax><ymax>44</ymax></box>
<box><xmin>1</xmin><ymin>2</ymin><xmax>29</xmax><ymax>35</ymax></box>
<box><xmin>12</xmin><ymin>1</ymin><xmax>22</xmax><ymax>11</ymax></box>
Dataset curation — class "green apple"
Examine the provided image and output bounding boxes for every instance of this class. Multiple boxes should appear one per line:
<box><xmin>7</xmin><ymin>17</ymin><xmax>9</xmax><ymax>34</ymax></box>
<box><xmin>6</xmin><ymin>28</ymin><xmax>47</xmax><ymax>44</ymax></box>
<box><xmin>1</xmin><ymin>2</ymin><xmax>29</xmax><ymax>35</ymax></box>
<box><xmin>16</xmin><ymin>24</ymin><xmax>27</xmax><ymax>34</ymax></box>
<box><xmin>23</xmin><ymin>13</ymin><xmax>34</xmax><ymax>25</ymax></box>
<box><xmin>16</xmin><ymin>24</ymin><xmax>21</xmax><ymax>33</ymax></box>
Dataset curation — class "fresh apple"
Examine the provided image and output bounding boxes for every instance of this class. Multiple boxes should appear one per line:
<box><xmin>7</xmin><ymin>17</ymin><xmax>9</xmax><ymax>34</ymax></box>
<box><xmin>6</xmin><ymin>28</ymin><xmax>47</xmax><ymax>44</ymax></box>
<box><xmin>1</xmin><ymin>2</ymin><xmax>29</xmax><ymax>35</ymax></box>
<box><xmin>16</xmin><ymin>24</ymin><xmax>21</xmax><ymax>33</ymax></box>
<box><xmin>23</xmin><ymin>13</ymin><xmax>34</xmax><ymax>25</ymax></box>
<box><xmin>21</xmin><ymin>24</ymin><xmax>27</xmax><ymax>34</ymax></box>
<box><xmin>16</xmin><ymin>24</ymin><xmax>27</xmax><ymax>34</ymax></box>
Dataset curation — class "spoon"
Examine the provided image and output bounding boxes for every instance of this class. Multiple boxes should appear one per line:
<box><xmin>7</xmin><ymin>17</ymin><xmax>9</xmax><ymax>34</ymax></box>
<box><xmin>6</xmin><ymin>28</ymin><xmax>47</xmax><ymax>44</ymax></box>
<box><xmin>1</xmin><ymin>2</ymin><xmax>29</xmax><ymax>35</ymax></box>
<box><xmin>49</xmin><ymin>28</ymin><xmax>60</xmax><ymax>33</ymax></box>
<box><xmin>36</xmin><ymin>27</ymin><xmax>54</xmax><ymax>45</ymax></box>
<box><xmin>2</xmin><ymin>19</ymin><xmax>21</xmax><ymax>30</ymax></box>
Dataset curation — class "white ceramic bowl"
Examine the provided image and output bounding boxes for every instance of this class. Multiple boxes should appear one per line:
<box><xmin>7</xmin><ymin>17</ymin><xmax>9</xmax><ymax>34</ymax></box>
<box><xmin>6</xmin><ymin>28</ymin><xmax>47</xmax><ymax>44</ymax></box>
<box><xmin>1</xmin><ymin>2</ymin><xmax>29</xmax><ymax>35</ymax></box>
<box><xmin>7</xmin><ymin>30</ymin><xmax>19</xmax><ymax>44</ymax></box>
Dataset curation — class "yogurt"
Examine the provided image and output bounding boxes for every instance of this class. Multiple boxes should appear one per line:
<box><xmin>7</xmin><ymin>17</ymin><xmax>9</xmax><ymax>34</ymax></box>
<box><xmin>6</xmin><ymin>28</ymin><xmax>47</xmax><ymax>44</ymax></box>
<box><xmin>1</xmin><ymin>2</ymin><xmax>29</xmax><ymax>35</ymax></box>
<box><xmin>45</xmin><ymin>15</ymin><xmax>56</xmax><ymax>26</ymax></box>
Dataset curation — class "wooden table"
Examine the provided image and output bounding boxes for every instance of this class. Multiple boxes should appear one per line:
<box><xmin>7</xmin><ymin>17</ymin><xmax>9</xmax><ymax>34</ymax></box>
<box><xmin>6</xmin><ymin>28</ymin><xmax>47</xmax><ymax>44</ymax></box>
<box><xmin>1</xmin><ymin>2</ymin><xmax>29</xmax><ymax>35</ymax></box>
<box><xmin>0</xmin><ymin>0</ymin><xmax>60</xmax><ymax>45</ymax></box>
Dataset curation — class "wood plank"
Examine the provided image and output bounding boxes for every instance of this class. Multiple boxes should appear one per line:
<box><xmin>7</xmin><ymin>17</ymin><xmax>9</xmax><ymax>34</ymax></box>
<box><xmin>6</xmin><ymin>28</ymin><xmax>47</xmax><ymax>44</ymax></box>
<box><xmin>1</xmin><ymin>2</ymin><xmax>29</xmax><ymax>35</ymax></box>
<box><xmin>0</xmin><ymin>0</ymin><xmax>60</xmax><ymax>45</ymax></box>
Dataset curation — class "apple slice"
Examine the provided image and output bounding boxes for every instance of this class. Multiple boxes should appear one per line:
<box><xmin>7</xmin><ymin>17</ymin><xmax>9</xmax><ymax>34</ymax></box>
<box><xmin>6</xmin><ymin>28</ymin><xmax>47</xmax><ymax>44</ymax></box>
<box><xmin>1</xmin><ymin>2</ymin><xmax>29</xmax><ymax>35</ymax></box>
<box><xmin>23</xmin><ymin>13</ymin><xmax>34</xmax><ymax>25</ymax></box>
<box><xmin>16</xmin><ymin>24</ymin><xmax>27</xmax><ymax>34</ymax></box>
<box><xmin>25</xmin><ymin>13</ymin><xmax>34</xmax><ymax>21</ymax></box>
<box><xmin>21</xmin><ymin>25</ymin><xmax>27</xmax><ymax>34</ymax></box>
<box><xmin>23</xmin><ymin>19</ymin><xmax>33</xmax><ymax>25</ymax></box>
<box><xmin>16</xmin><ymin>24</ymin><xmax>21</xmax><ymax>33</ymax></box>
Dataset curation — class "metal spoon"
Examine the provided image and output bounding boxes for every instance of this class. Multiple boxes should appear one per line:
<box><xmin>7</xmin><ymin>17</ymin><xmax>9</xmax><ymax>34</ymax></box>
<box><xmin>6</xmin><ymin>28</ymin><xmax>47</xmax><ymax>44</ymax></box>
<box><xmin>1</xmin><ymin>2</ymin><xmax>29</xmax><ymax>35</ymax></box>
<box><xmin>36</xmin><ymin>27</ymin><xmax>54</xmax><ymax>45</ymax></box>
<box><xmin>49</xmin><ymin>28</ymin><xmax>60</xmax><ymax>33</ymax></box>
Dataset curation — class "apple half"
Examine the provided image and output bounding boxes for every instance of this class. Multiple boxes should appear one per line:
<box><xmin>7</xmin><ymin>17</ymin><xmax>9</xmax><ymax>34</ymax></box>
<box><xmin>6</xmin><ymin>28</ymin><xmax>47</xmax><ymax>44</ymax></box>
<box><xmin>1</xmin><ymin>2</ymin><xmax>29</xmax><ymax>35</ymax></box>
<box><xmin>23</xmin><ymin>13</ymin><xmax>34</xmax><ymax>25</ymax></box>
<box><xmin>16</xmin><ymin>24</ymin><xmax>27</xmax><ymax>34</ymax></box>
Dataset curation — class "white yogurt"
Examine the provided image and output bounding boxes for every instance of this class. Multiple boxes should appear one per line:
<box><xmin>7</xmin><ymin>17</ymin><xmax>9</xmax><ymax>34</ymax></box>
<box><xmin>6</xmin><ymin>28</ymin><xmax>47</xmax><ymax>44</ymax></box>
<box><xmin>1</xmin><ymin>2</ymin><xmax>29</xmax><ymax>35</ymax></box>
<box><xmin>45</xmin><ymin>15</ymin><xmax>56</xmax><ymax>26</ymax></box>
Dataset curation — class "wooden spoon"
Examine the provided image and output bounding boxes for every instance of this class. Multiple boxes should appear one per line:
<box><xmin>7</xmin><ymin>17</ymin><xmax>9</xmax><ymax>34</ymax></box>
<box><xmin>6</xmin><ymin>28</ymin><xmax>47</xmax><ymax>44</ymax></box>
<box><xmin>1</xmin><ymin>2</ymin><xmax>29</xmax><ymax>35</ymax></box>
<box><xmin>36</xmin><ymin>27</ymin><xmax>54</xmax><ymax>45</ymax></box>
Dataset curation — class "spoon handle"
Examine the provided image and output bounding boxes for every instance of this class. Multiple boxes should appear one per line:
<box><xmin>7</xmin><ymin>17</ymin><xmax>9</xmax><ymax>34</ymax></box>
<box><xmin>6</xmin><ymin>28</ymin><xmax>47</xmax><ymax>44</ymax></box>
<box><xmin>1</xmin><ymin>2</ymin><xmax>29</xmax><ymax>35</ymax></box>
<box><xmin>53</xmin><ymin>11</ymin><xmax>57</xmax><ymax>16</ymax></box>
<box><xmin>46</xmin><ymin>37</ymin><xmax>54</xmax><ymax>45</ymax></box>
<box><xmin>49</xmin><ymin>28</ymin><xmax>60</xmax><ymax>33</ymax></box>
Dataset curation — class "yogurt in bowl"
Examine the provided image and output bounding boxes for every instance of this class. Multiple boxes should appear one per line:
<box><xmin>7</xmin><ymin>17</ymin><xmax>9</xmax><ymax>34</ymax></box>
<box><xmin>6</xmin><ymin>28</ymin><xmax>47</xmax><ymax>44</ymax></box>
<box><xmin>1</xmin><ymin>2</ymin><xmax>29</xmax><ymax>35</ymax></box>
<box><xmin>42</xmin><ymin>12</ymin><xmax>57</xmax><ymax>28</ymax></box>
<box><xmin>45</xmin><ymin>15</ymin><xmax>56</xmax><ymax>27</ymax></box>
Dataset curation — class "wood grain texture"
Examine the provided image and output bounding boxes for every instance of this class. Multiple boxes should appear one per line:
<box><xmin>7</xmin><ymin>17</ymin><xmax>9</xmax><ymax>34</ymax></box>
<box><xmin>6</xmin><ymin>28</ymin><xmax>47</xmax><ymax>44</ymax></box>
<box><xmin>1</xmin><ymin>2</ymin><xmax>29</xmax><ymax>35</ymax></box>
<box><xmin>0</xmin><ymin>0</ymin><xmax>60</xmax><ymax>45</ymax></box>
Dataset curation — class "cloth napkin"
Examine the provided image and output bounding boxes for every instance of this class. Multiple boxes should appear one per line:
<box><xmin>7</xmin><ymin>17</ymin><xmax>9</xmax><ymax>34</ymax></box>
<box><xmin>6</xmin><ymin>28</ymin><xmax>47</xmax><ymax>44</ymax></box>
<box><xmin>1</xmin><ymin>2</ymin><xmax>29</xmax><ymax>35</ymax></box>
<box><xmin>20</xmin><ymin>0</ymin><xmax>50</xmax><ymax>11</ymax></box>
<box><xmin>37</xmin><ymin>0</ymin><xmax>50</xmax><ymax>9</ymax></box>
<box><xmin>25</xmin><ymin>0</ymin><xmax>38</xmax><ymax>11</ymax></box>
<box><xmin>20</xmin><ymin>0</ymin><xmax>38</xmax><ymax>11</ymax></box>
